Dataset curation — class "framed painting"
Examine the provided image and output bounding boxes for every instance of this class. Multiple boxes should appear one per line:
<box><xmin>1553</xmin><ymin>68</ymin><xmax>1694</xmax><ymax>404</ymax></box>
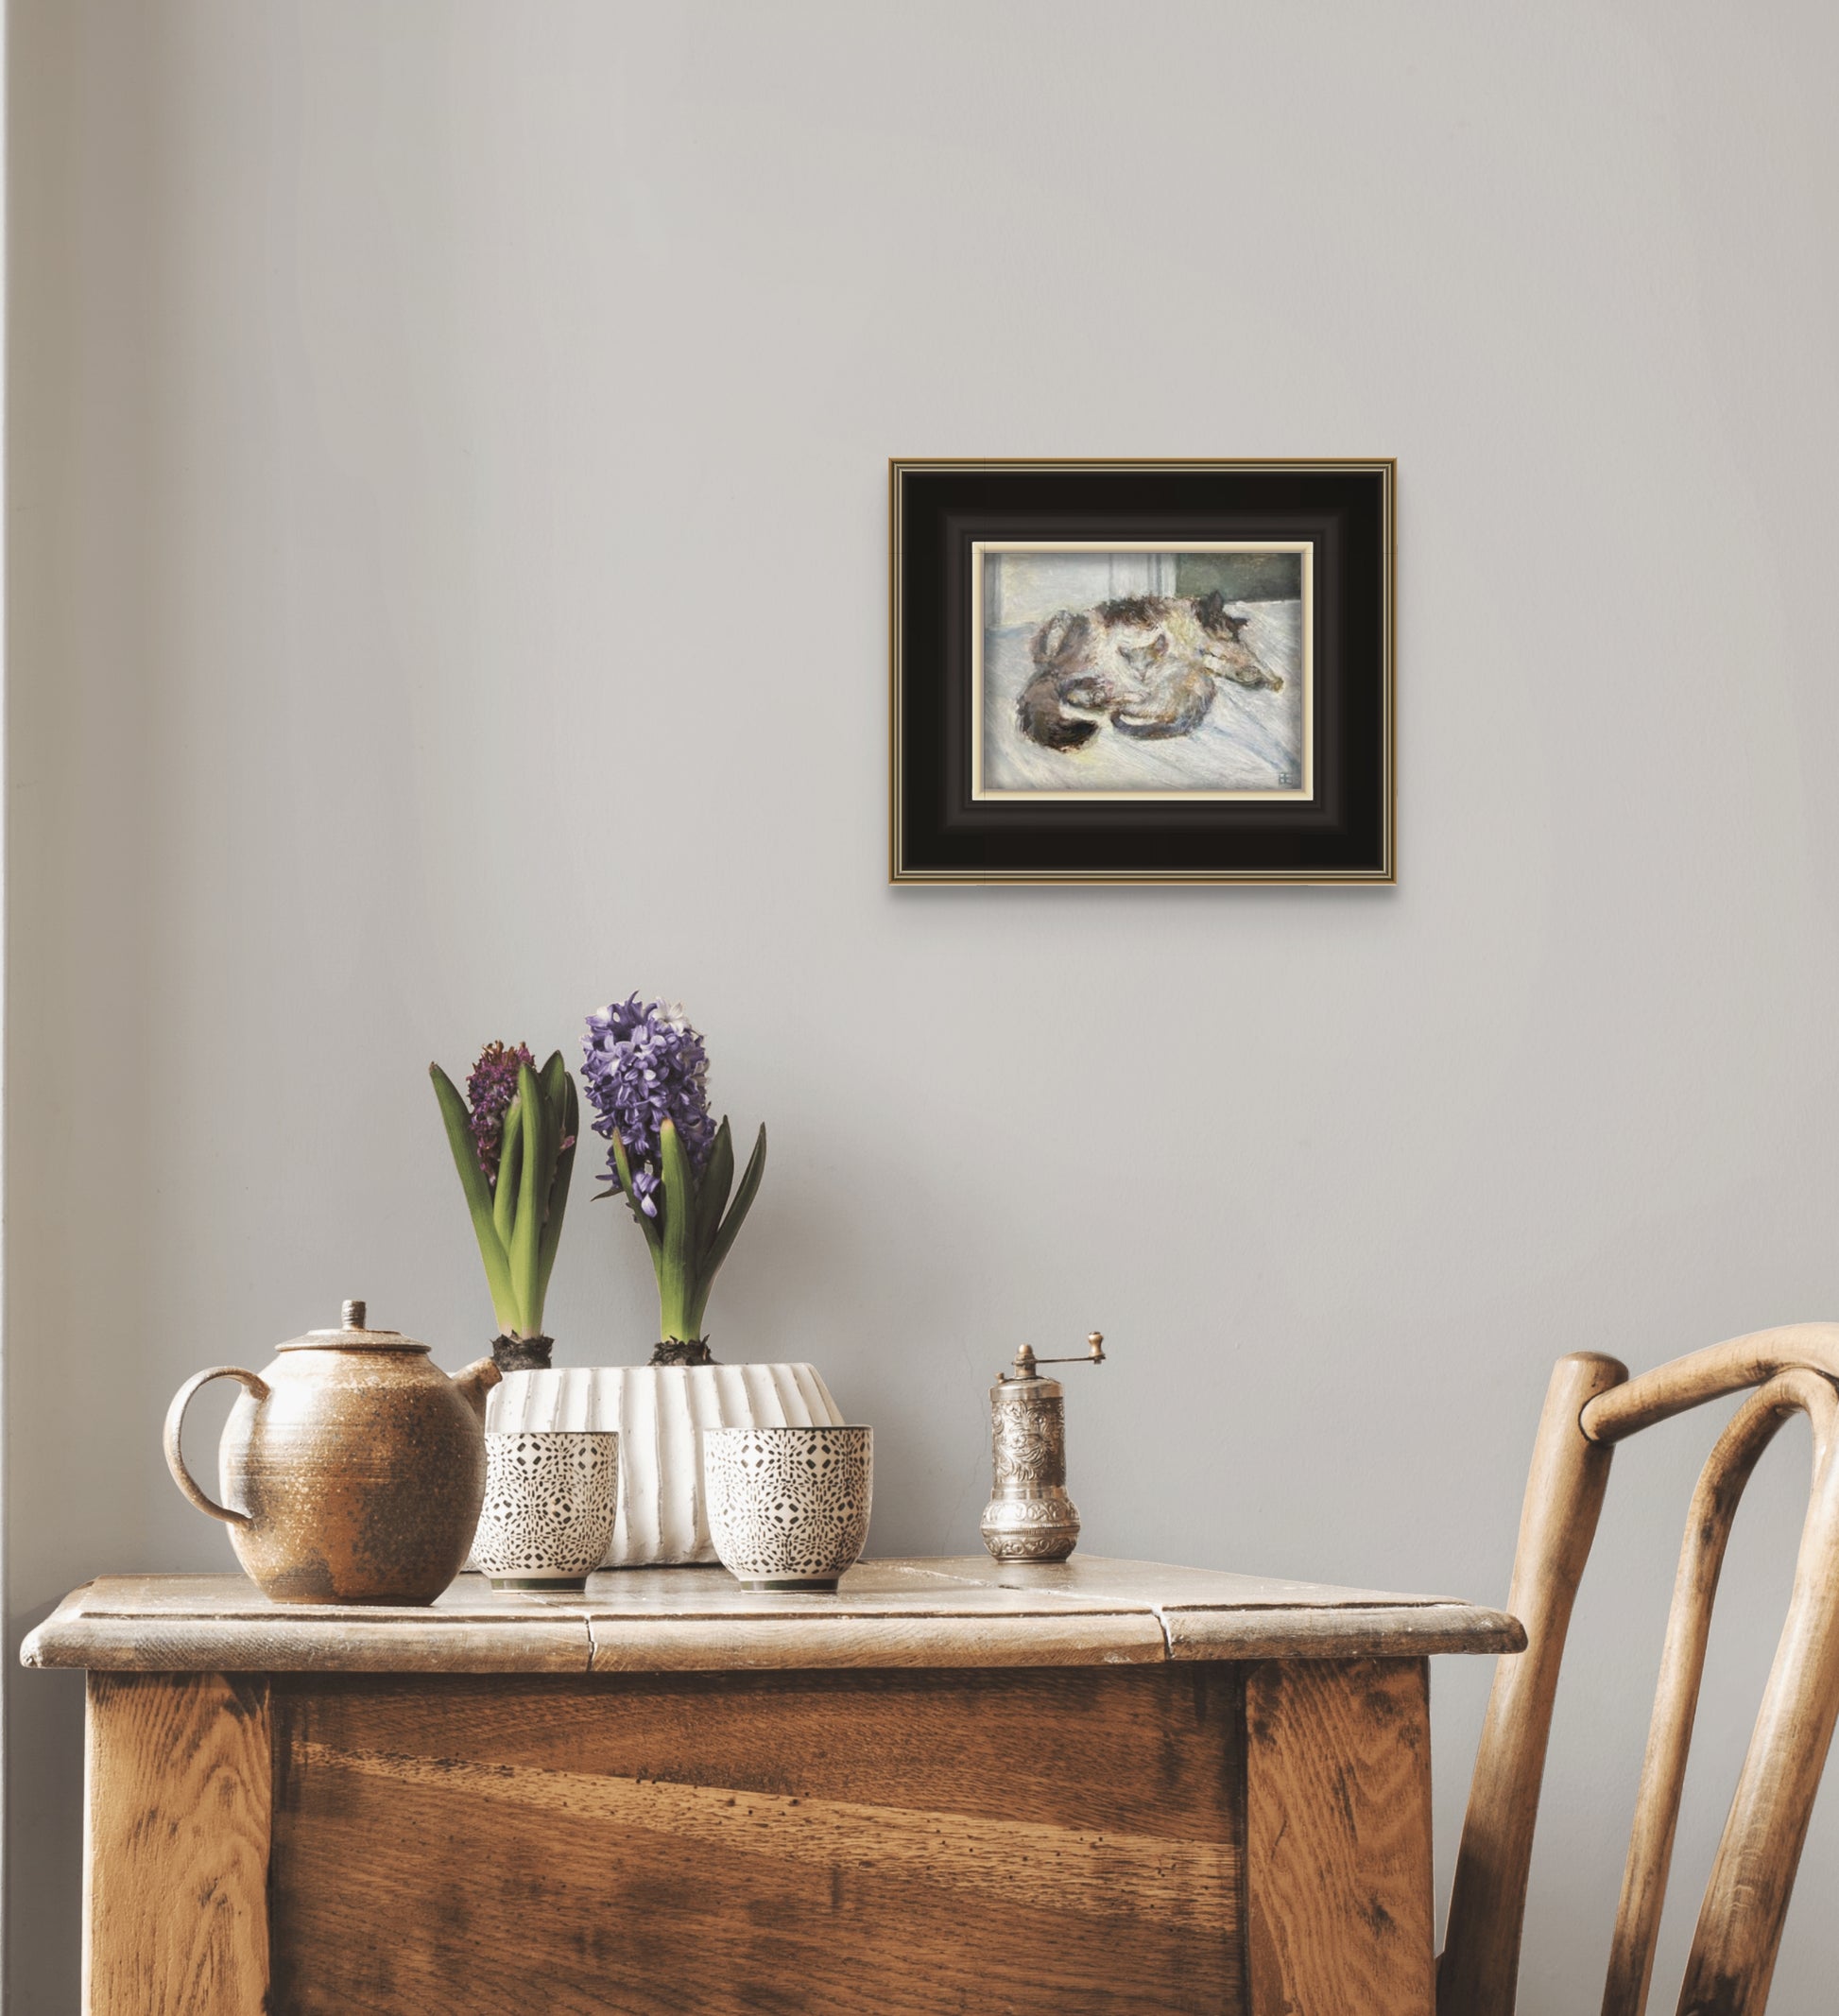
<box><xmin>889</xmin><ymin>459</ymin><xmax>1394</xmax><ymax>885</ymax></box>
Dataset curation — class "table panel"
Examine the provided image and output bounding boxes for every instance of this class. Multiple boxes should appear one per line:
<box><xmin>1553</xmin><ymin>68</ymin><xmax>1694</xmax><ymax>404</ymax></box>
<box><xmin>268</xmin><ymin>1667</ymin><xmax>1247</xmax><ymax>2016</ymax></box>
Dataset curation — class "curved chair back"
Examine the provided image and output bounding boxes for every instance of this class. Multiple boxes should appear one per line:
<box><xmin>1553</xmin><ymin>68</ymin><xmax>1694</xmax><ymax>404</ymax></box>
<box><xmin>1438</xmin><ymin>1325</ymin><xmax>1839</xmax><ymax>2016</ymax></box>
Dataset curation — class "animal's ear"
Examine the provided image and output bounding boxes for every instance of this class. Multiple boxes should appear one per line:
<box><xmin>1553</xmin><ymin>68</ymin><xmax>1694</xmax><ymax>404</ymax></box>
<box><xmin>1197</xmin><ymin>589</ymin><xmax>1249</xmax><ymax>640</ymax></box>
<box><xmin>1146</xmin><ymin>630</ymin><xmax>1169</xmax><ymax>660</ymax></box>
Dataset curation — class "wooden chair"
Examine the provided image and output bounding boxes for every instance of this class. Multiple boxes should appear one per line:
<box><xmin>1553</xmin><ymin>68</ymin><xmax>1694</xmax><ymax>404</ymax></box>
<box><xmin>1438</xmin><ymin>1325</ymin><xmax>1839</xmax><ymax>2016</ymax></box>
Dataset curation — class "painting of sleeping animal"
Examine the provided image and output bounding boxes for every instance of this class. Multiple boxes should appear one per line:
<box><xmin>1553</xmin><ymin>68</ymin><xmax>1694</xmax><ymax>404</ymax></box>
<box><xmin>1018</xmin><ymin>590</ymin><xmax>1282</xmax><ymax>750</ymax></box>
<box><xmin>974</xmin><ymin>546</ymin><xmax>1309</xmax><ymax>799</ymax></box>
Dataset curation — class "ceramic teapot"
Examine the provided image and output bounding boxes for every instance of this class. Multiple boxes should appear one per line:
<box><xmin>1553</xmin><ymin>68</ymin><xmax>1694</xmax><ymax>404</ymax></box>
<box><xmin>163</xmin><ymin>1300</ymin><xmax>502</xmax><ymax>1605</ymax></box>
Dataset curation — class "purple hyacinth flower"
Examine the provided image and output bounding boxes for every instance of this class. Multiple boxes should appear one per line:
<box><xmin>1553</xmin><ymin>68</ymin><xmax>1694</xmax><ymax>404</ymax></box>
<box><xmin>629</xmin><ymin>1164</ymin><xmax>662</xmax><ymax>1218</ymax></box>
<box><xmin>466</xmin><ymin>1040</ymin><xmax>535</xmax><ymax>1191</ymax></box>
<box><xmin>580</xmin><ymin>995</ymin><xmax>718</xmax><ymax>1192</ymax></box>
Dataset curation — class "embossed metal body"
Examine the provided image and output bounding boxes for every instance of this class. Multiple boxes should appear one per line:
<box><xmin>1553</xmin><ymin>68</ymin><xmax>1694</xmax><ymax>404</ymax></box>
<box><xmin>981</xmin><ymin>1333</ymin><xmax>1105</xmax><ymax>1563</ymax></box>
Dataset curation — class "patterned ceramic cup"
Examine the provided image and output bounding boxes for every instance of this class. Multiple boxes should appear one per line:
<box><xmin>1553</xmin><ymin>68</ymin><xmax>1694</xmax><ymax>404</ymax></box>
<box><xmin>473</xmin><ymin>1431</ymin><xmax>619</xmax><ymax>1591</ymax></box>
<box><xmin>701</xmin><ymin>1424</ymin><xmax>873</xmax><ymax>1591</ymax></box>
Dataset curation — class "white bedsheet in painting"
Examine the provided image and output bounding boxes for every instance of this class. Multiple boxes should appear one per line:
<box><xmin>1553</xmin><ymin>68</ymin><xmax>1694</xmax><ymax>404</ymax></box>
<box><xmin>979</xmin><ymin>598</ymin><xmax>1304</xmax><ymax>795</ymax></box>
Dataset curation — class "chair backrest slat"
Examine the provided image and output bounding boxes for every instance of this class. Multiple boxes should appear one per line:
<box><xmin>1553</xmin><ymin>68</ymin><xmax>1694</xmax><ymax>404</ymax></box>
<box><xmin>1602</xmin><ymin>1370</ymin><xmax>1836</xmax><ymax>2016</ymax></box>
<box><xmin>1676</xmin><ymin>1376</ymin><xmax>1839</xmax><ymax>2016</ymax></box>
<box><xmin>1440</xmin><ymin>1326</ymin><xmax>1839</xmax><ymax>2016</ymax></box>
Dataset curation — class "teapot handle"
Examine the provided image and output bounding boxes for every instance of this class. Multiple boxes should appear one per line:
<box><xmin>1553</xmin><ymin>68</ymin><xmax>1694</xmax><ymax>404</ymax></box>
<box><xmin>163</xmin><ymin>1367</ymin><xmax>270</xmax><ymax>1526</ymax></box>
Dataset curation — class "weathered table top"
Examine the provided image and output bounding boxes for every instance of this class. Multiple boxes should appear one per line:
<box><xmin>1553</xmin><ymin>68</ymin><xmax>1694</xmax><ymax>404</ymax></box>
<box><xmin>23</xmin><ymin>1555</ymin><xmax>1521</xmax><ymax>1673</ymax></box>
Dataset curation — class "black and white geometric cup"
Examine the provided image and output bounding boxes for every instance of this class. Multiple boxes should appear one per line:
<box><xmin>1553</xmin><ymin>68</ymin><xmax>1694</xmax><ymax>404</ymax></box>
<box><xmin>473</xmin><ymin>1430</ymin><xmax>619</xmax><ymax>1591</ymax></box>
<box><xmin>701</xmin><ymin>1424</ymin><xmax>873</xmax><ymax>1591</ymax></box>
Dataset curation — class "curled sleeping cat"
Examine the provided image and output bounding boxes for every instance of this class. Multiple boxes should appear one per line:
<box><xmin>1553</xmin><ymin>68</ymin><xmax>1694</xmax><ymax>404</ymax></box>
<box><xmin>1015</xmin><ymin>590</ymin><xmax>1282</xmax><ymax>750</ymax></box>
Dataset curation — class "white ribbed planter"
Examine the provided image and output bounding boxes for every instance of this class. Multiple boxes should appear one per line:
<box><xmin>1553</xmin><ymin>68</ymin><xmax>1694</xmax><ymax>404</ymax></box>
<box><xmin>487</xmin><ymin>1364</ymin><xmax>848</xmax><ymax>1567</ymax></box>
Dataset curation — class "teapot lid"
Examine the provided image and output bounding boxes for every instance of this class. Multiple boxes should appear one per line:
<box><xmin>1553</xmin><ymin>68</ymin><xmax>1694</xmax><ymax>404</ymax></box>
<box><xmin>277</xmin><ymin>1299</ymin><xmax>430</xmax><ymax>1353</ymax></box>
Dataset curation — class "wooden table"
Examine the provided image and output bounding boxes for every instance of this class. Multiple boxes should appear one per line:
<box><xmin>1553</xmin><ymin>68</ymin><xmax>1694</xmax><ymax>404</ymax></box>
<box><xmin>24</xmin><ymin>1557</ymin><xmax>1519</xmax><ymax>2016</ymax></box>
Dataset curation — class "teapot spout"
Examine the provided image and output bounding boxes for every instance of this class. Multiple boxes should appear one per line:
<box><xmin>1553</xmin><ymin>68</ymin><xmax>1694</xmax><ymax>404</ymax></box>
<box><xmin>452</xmin><ymin>1356</ymin><xmax>503</xmax><ymax>1421</ymax></box>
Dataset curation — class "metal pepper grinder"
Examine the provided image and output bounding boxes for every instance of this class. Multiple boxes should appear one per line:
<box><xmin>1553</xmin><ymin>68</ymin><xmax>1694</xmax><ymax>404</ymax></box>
<box><xmin>980</xmin><ymin>1332</ymin><xmax>1107</xmax><ymax>1563</ymax></box>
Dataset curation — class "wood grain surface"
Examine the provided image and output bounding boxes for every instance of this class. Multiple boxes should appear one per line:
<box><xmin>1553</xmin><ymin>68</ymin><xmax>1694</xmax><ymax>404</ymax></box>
<box><xmin>22</xmin><ymin>1558</ymin><xmax>1520</xmax><ymax>1674</ymax></box>
<box><xmin>42</xmin><ymin>1559</ymin><xmax>1486</xmax><ymax>2011</ymax></box>
<box><xmin>1164</xmin><ymin>1604</ymin><xmax>1520</xmax><ymax>1662</ymax></box>
<box><xmin>1580</xmin><ymin>1321</ymin><xmax>1839</xmax><ymax>1443</ymax></box>
<box><xmin>268</xmin><ymin>1665</ymin><xmax>1247</xmax><ymax>2015</ymax></box>
<box><xmin>1675</xmin><ymin>1368</ymin><xmax>1839</xmax><ymax>2016</ymax></box>
<box><xmin>1245</xmin><ymin>1658</ymin><xmax>1435</xmax><ymax>2016</ymax></box>
<box><xmin>1600</xmin><ymin>1373</ymin><xmax>1833</xmax><ymax>2016</ymax></box>
<box><xmin>582</xmin><ymin>1608</ymin><xmax>1169</xmax><ymax>1669</ymax></box>
<box><xmin>1438</xmin><ymin>1350</ymin><xmax>1626</xmax><ymax>2016</ymax></box>
<box><xmin>85</xmin><ymin>1671</ymin><xmax>270</xmax><ymax>2016</ymax></box>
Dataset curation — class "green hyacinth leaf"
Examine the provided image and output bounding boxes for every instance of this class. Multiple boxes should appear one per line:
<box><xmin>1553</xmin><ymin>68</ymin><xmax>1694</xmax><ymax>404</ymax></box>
<box><xmin>536</xmin><ymin>1073</ymin><xmax>577</xmax><ymax>1318</ymax></box>
<box><xmin>699</xmin><ymin>1121</ymin><xmax>765</xmax><ymax>1296</ymax></box>
<box><xmin>696</xmin><ymin>1116</ymin><xmax>735</xmax><ymax>1263</ymax></box>
<box><xmin>492</xmin><ymin>1094</ymin><xmax>524</xmax><ymax>1254</ymax></box>
<box><xmin>430</xmin><ymin>1063</ymin><xmax>518</xmax><ymax>1334</ymax></box>
<box><xmin>658</xmin><ymin>1118</ymin><xmax>697</xmax><ymax>1339</ymax></box>
<box><xmin>508</xmin><ymin>1062</ymin><xmax>548</xmax><ymax>1334</ymax></box>
<box><xmin>538</xmin><ymin>1049</ymin><xmax>570</xmax><ymax>1131</ymax></box>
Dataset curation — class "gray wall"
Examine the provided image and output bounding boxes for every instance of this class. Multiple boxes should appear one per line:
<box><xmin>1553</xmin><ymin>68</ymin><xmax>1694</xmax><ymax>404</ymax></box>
<box><xmin>9</xmin><ymin>3</ymin><xmax>1839</xmax><ymax>2008</ymax></box>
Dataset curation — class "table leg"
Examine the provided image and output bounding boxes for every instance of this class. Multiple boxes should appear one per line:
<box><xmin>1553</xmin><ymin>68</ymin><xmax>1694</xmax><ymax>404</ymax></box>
<box><xmin>84</xmin><ymin>1671</ymin><xmax>271</xmax><ymax>2016</ymax></box>
<box><xmin>1244</xmin><ymin>1657</ymin><xmax>1435</xmax><ymax>2016</ymax></box>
